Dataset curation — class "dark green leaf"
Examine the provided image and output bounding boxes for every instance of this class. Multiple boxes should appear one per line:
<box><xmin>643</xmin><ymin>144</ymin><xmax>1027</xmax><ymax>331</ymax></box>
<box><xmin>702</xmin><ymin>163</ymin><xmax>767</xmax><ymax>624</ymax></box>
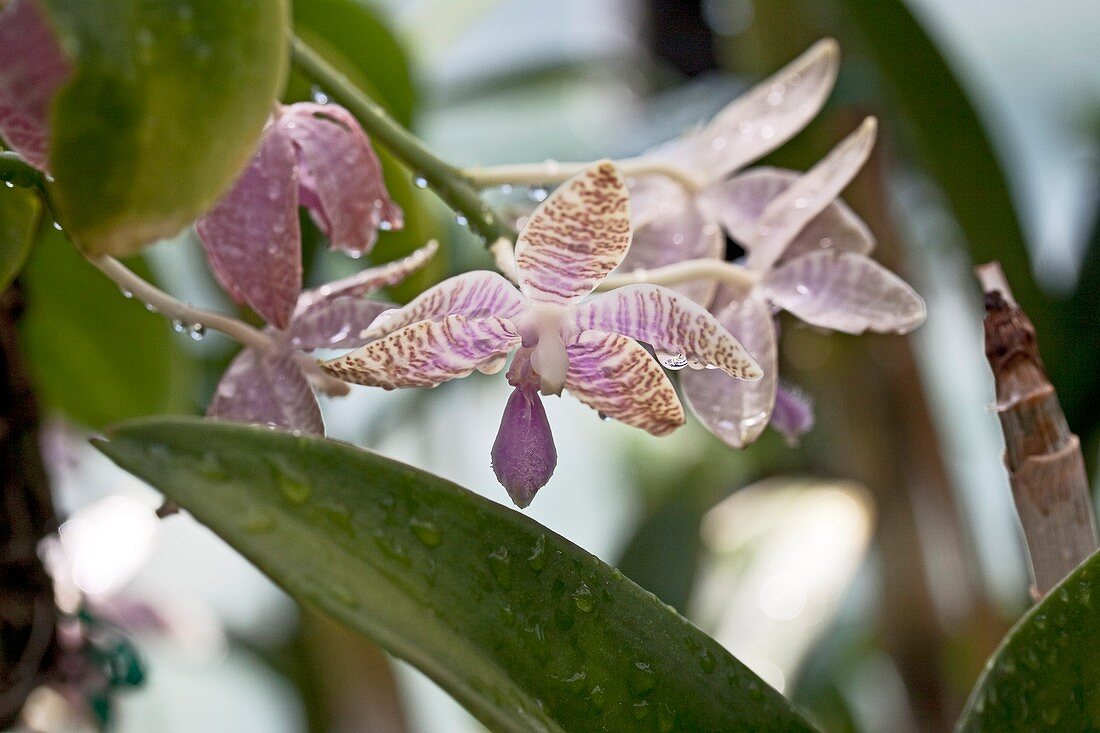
<box><xmin>94</xmin><ymin>417</ymin><xmax>820</xmax><ymax>733</ymax></box>
<box><xmin>19</xmin><ymin>228</ymin><xmax>192</xmax><ymax>427</ymax></box>
<box><xmin>42</xmin><ymin>0</ymin><xmax>289</xmax><ymax>256</ymax></box>
<box><xmin>0</xmin><ymin>184</ymin><xmax>41</xmax><ymax>290</ymax></box>
<box><xmin>957</xmin><ymin>549</ymin><xmax>1100</xmax><ymax>732</ymax></box>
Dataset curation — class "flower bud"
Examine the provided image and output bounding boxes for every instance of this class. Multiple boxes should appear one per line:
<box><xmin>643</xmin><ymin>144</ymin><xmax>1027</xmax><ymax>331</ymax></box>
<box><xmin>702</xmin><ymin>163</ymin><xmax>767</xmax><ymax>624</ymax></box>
<box><xmin>491</xmin><ymin>384</ymin><xmax>556</xmax><ymax>508</ymax></box>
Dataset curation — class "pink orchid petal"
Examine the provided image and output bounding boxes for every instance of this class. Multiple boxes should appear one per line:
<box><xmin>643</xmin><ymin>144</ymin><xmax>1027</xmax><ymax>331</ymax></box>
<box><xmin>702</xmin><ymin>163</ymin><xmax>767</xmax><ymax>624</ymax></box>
<box><xmin>492</xmin><ymin>383</ymin><xmax>557</xmax><ymax>508</ymax></box>
<box><xmin>515</xmin><ymin>161</ymin><xmax>632</xmax><ymax>304</ymax></box>
<box><xmin>677</xmin><ymin>39</ymin><xmax>839</xmax><ymax>181</ymax></box>
<box><xmin>0</xmin><ymin>0</ymin><xmax>71</xmax><ymax>171</ymax></box>
<box><xmin>280</xmin><ymin>103</ymin><xmax>402</xmax><ymax>254</ymax></box>
<box><xmin>320</xmin><ymin>315</ymin><xmax>521</xmax><ymax>389</ymax></box>
<box><xmin>617</xmin><ymin>176</ymin><xmax>724</xmax><ymax>306</ymax></box>
<box><xmin>746</xmin><ymin>118</ymin><xmax>877</xmax><ymax>271</ymax></box>
<box><xmin>565</xmin><ymin>331</ymin><xmax>685</xmax><ymax>436</ymax></box>
<box><xmin>285</xmin><ymin>298</ymin><xmax>392</xmax><ymax>351</ymax></box>
<box><xmin>294</xmin><ymin>240</ymin><xmax>438</xmax><ymax>313</ymax></box>
<box><xmin>196</xmin><ymin>124</ymin><xmax>302</xmax><ymax>329</ymax></box>
<box><xmin>763</xmin><ymin>250</ymin><xmax>926</xmax><ymax>334</ymax></box>
<box><xmin>772</xmin><ymin>383</ymin><xmax>815</xmax><ymax>445</ymax></box>
<box><xmin>359</xmin><ymin>270</ymin><xmax>525</xmax><ymax>342</ymax></box>
<box><xmin>572</xmin><ymin>284</ymin><xmax>763</xmax><ymax>380</ymax></box>
<box><xmin>703</xmin><ymin>167</ymin><xmax>875</xmax><ymax>260</ymax></box>
<box><xmin>681</xmin><ymin>294</ymin><xmax>777</xmax><ymax>448</ymax></box>
<box><xmin>208</xmin><ymin>348</ymin><xmax>323</xmax><ymax>435</ymax></box>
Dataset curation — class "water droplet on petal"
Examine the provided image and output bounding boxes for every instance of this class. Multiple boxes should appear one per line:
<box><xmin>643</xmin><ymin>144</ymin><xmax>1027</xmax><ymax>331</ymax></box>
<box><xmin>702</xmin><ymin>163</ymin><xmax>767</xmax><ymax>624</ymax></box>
<box><xmin>413</xmin><ymin>175</ymin><xmax>428</xmax><ymax>189</ymax></box>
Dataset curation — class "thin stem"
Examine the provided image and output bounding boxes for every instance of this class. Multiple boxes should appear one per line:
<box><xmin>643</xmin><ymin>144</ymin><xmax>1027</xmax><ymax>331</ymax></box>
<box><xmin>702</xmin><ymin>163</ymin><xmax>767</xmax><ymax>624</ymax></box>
<box><xmin>596</xmin><ymin>258</ymin><xmax>759</xmax><ymax>291</ymax></box>
<box><xmin>289</xmin><ymin>35</ymin><xmax>516</xmax><ymax>244</ymax></box>
<box><xmin>464</xmin><ymin>156</ymin><xmax>705</xmax><ymax>192</ymax></box>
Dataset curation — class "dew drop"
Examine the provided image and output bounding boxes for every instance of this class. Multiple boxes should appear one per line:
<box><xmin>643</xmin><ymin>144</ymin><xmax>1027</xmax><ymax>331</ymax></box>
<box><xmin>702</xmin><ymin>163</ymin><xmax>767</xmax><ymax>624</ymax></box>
<box><xmin>3</xmin><ymin>181</ymin><xmax>14</xmax><ymax>188</ymax></box>
<box><xmin>188</xmin><ymin>323</ymin><xmax>206</xmax><ymax>341</ymax></box>
<box><xmin>499</xmin><ymin>184</ymin><xmax>513</xmax><ymax>194</ymax></box>
<box><xmin>241</xmin><ymin>507</ymin><xmax>275</xmax><ymax>534</ymax></box>
<box><xmin>310</xmin><ymin>85</ymin><xmax>329</xmax><ymax>104</ymax></box>
<box><xmin>527</xmin><ymin>534</ymin><xmax>547</xmax><ymax>572</ymax></box>
<box><xmin>171</xmin><ymin>319</ymin><xmax>186</xmax><ymax>333</ymax></box>
<box><xmin>413</xmin><ymin>175</ymin><xmax>428</xmax><ymax>189</ymax></box>
<box><xmin>52</xmin><ymin>221</ymin><xmax>63</xmax><ymax>231</ymax></box>
<box><xmin>488</xmin><ymin>546</ymin><xmax>512</xmax><ymax>590</ymax></box>
<box><xmin>572</xmin><ymin>583</ymin><xmax>595</xmax><ymax>613</ymax></box>
<box><xmin>454</xmin><ymin>214</ymin><xmax>468</xmax><ymax>227</ymax></box>
<box><xmin>410</xmin><ymin>517</ymin><xmax>443</xmax><ymax>548</ymax></box>
<box><xmin>657</xmin><ymin>703</ymin><xmax>677</xmax><ymax>732</ymax></box>
<box><xmin>119</xmin><ymin>287</ymin><xmax>133</xmax><ymax>299</ymax></box>
<box><xmin>589</xmin><ymin>686</ymin><xmax>606</xmax><ymax>710</ymax></box>
<box><xmin>529</xmin><ymin>187</ymin><xmax>549</xmax><ymax>202</ymax></box>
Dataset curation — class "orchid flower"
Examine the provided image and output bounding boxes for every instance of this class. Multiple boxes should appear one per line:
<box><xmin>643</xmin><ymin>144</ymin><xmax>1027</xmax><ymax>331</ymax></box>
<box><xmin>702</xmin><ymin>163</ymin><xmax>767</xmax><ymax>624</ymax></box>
<box><xmin>208</xmin><ymin>242</ymin><xmax>436</xmax><ymax>435</ymax></box>
<box><xmin>196</xmin><ymin>102</ymin><xmax>403</xmax><ymax>330</ymax></box>
<box><xmin>679</xmin><ymin>119</ymin><xmax>926</xmax><ymax>449</ymax></box>
<box><xmin>320</xmin><ymin>162</ymin><xmax>763</xmax><ymax>507</ymax></box>
<box><xmin>615</xmin><ymin>39</ymin><xmax>840</xmax><ymax>307</ymax></box>
<box><xmin>0</xmin><ymin>0</ymin><xmax>70</xmax><ymax>171</ymax></box>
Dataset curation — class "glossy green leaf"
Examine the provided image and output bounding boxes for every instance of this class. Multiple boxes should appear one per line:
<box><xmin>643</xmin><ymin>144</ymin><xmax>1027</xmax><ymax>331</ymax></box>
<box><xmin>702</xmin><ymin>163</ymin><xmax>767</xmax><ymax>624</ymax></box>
<box><xmin>0</xmin><ymin>184</ymin><xmax>41</xmax><ymax>290</ymax></box>
<box><xmin>19</xmin><ymin>228</ymin><xmax>192</xmax><ymax>427</ymax></box>
<box><xmin>94</xmin><ymin>417</ymin><xmax>820</xmax><ymax>733</ymax></box>
<box><xmin>957</xmin><ymin>549</ymin><xmax>1100</xmax><ymax>732</ymax></box>
<box><xmin>41</xmin><ymin>0</ymin><xmax>288</xmax><ymax>256</ymax></box>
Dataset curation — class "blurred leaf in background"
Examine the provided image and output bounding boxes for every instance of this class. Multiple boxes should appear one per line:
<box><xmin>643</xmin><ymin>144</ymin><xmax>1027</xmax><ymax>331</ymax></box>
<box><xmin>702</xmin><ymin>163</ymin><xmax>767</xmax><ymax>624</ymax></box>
<box><xmin>0</xmin><ymin>183</ymin><xmax>41</xmax><ymax>291</ymax></box>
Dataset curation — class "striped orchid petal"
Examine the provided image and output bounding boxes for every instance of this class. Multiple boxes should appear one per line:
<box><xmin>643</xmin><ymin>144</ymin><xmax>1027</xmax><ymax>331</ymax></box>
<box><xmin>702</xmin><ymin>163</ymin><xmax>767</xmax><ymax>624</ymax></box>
<box><xmin>360</xmin><ymin>270</ymin><xmax>526</xmax><ymax>342</ymax></box>
<box><xmin>285</xmin><ymin>298</ymin><xmax>392</xmax><ymax>351</ymax></box>
<box><xmin>282</xmin><ymin>103</ymin><xmax>402</xmax><ymax>255</ymax></box>
<box><xmin>208</xmin><ymin>348</ymin><xmax>323</xmax><ymax>435</ymax></box>
<box><xmin>763</xmin><ymin>250</ymin><xmax>926</xmax><ymax>334</ymax></box>
<box><xmin>514</xmin><ymin>161</ymin><xmax>632</xmax><ymax>304</ymax></box>
<box><xmin>702</xmin><ymin>167</ymin><xmax>874</xmax><ymax>261</ymax></box>
<box><xmin>681</xmin><ymin>293</ymin><xmax>777</xmax><ymax>448</ymax></box>
<box><xmin>321</xmin><ymin>315</ymin><xmax>521</xmax><ymax>390</ymax></box>
<box><xmin>746</xmin><ymin>118</ymin><xmax>877</xmax><ymax>272</ymax></box>
<box><xmin>0</xmin><ymin>0</ymin><xmax>70</xmax><ymax>171</ymax></box>
<box><xmin>294</xmin><ymin>240</ymin><xmax>438</xmax><ymax>313</ymax></box>
<box><xmin>679</xmin><ymin>39</ymin><xmax>839</xmax><ymax>181</ymax></box>
<box><xmin>617</xmin><ymin>177</ymin><xmax>724</xmax><ymax>306</ymax></box>
<box><xmin>197</xmin><ymin>126</ymin><xmax>302</xmax><ymax>329</ymax></box>
<box><xmin>571</xmin><ymin>284</ymin><xmax>763</xmax><ymax>380</ymax></box>
<box><xmin>565</xmin><ymin>331</ymin><xmax>685</xmax><ymax>436</ymax></box>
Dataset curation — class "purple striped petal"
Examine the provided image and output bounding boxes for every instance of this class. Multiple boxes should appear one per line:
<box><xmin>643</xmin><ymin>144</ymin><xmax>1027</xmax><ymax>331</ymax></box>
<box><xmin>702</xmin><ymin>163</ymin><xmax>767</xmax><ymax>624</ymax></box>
<box><xmin>771</xmin><ymin>383</ymin><xmax>815</xmax><ymax>445</ymax></box>
<box><xmin>359</xmin><ymin>270</ymin><xmax>526</xmax><ymax>342</ymax></box>
<box><xmin>702</xmin><ymin>168</ymin><xmax>874</xmax><ymax>260</ymax></box>
<box><xmin>617</xmin><ymin>176</ymin><xmax>724</xmax><ymax>306</ymax></box>
<box><xmin>681</xmin><ymin>293</ymin><xmax>777</xmax><ymax>448</ymax></box>
<box><xmin>295</xmin><ymin>241</ymin><xmax>438</xmax><ymax>312</ymax></box>
<box><xmin>0</xmin><ymin>0</ymin><xmax>71</xmax><ymax>171</ymax></box>
<box><xmin>281</xmin><ymin>103</ymin><xmax>402</xmax><ymax>255</ymax></box>
<box><xmin>674</xmin><ymin>39</ymin><xmax>839</xmax><ymax>181</ymax></box>
<box><xmin>492</xmin><ymin>383</ymin><xmax>557</xmax><ymax>508</ymax></box>
<box><xmin>572</xmin><ymin>284</ymin><xmax>763</xmax><ymax>380</ymax></box>
<box><xmin>763</xmin><ymin>250</ymin><xmax>926</xmax><ymax>334</ymax></box>
<box><xmin>208</xmin><ymin>348</ymin><xmax>323</xmax><ymax>435</ymax></box>
<box><xmin>515</xmin><ymin>161</ymin><xmax>632</xmax><ymax>304</ymax></box>
<box><xmin>196</xmin><ymin>124</ymin><xmax>302</xmax><ymax>329</ymax></box>
<box><xmin>565</xmin><ymin>331</ymin><xmax>685</xmax><ymax>436</ymax></box>
<box><xmin>320</xmin><ymin>315</ymin><xmax>521</xmax><ymax>389</ymax></box>
<box><xmin>285</xmin><ymin>298</ymin><xmax>392</xmax><ymax>351</ymax></box>
<box><xmin>746</xmin><ymin>118</ymin><xmax>877</xmax><ymax>272</ymax></box>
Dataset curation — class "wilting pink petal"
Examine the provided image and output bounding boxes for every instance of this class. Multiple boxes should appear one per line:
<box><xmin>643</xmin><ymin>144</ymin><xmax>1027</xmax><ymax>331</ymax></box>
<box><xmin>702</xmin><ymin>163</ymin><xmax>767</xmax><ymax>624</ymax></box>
<box><xmin>321</xmin><ymin>315</ymin><xmax>522</xmax><ymax>389</ymax></box>
<box><xmin>565</xmin><ymin>331</ymin><xmax>685</xmax><ymax>435</ymax></box>
<box><xmin>672</xmin><ymin>39</ymin><xmax>839</xmax><ymax>181</ymax></box>
<box><xmin>359</xmin><ymin>270</ymin><xmax>526</xmax><ymax>342</ymax></box>
<box><xmin>681</xmin><ymin>293</ymin><xmax>777</xmax><ymax>448</ymax></box>
<box><xmin>515</xmin><ymin>161</ymin><xmax>632</xmax><ymax>304</ymax></box>
<box><xmin>491</xmin><ymin>383</ymin><xmax>557</xmax><ymax>508</ymax></box>
<box><xmin>616</xmin><ymin>177</ymin><xmax>724</xmax><ymax>306</ymax></box>
<box><xmin>208</xmin><ymin>348</ymin><xmax>323</xmax><ymax>435</ymax></box>
<box><xmin>294</xmin><ymin>240</ymin><xmax>438</xmax><ymax>313</ymax></box>
<box><xmin>197</xmin><ymin>126</ymin><xmax>302</xmax><ymax>329</ymax></box>
<box><xmin>747</xmin><ymin>118</ymin><xmax>877</xmax><ymax>271</ymax></box>
<box><xmin>771</xmin><ymin>383</ymin><xmax>815</xmax><ymax>445</ymax></box>
<box><xmin>281</xmin><ymin>103</ymin><xmax>402</xmax><ymax>255</ymax></box>
<box><xmin>763</xmin><ymin>250</ymin><xmax>926</xmax><ymax>334</ymax></box>
<box><xmin>285</xmin><ymin>298</ymin><xmax>392</xmax><ymax>351</ymax></box>
<box><xmin>702</xmin><ymin>167</ymin><xmax>874</xmax><ymax>260</ymax></box>
<box><xmin>571</xmin><ymin>284</ymin><xmax>763</xmax><ymax>380</ymax></box>
<box><xmin>0</xmin><ymin>0</ymin><xmax>71</xmax><ymax>171</ymax></box>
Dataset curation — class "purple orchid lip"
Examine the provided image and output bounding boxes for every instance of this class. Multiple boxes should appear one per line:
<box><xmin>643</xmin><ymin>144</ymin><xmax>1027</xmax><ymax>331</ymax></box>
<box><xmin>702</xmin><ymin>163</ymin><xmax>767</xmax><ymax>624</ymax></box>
<box><xmin>492</xmin><ymin>383</ymin><xmax>557</xmax><ymax>508</ymax></box>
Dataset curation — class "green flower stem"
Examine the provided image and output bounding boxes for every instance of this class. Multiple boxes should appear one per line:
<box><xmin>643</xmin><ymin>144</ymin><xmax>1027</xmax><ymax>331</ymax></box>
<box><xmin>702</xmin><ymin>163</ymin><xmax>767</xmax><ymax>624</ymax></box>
<box><xmin>289</xmin><ymin>35</ymin><xmax>516</xmax><ymax>245</ymax></box>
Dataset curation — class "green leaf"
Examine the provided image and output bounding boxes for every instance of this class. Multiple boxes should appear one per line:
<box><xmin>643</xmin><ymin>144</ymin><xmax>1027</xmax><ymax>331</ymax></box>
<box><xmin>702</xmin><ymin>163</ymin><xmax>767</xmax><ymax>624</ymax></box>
<box><xmin>19</xmin><ymin>228</ymin><xmax>192</xmax><ymax>427</ymax></box>
<box><xmin>94</xmin><ymin>417</ymin><xmax>820</xmax><ymax>733</ymax></box>
<box><xmin>41</xmin><ymin>0</ymin><xmax>289</xmax><ymax>256</ymax></box>
<box><xmin>0</xmin><ymin>184</ymin><xmax>41</xmax><ymax>290</ymax></box>
<box><xmin>957</xmin><ymin>549</ymin><xmax>1100</xmax><ymax>732</ymax></box>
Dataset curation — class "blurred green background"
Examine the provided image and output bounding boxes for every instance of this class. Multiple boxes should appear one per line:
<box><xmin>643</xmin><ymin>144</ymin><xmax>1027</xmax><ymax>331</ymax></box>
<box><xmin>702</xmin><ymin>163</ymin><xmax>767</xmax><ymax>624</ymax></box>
<box><xmin>15</xmin><ymin>0</ymin><xmax>1100</xmax><ymax>731</ymax></box>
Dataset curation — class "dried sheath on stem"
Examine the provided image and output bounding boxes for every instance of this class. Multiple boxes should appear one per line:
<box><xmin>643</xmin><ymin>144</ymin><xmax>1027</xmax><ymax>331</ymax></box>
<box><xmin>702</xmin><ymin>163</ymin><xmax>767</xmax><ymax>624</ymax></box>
<box><xmin>977</xmin><ymin>262</ymin><xmax>1099</xmax><ymax>597</ymax></box>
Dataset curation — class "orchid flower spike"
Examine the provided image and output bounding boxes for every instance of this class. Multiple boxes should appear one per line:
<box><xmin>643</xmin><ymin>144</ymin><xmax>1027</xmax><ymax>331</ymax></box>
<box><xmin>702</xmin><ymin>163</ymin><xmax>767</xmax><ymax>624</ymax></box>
<box><xmin>196</xmin><ymin>102</ymin><xmax>404</xmax><ymax>330</ymax></box>
<box><xmin>616</xmin><ymin>38</ymin><xmax>841</xmax><ymax>306</ymax></box>
<box><xmin>679</xmin><ymin>119</ymin><xmax>926</xmax><ymax>449</ymax></box>
<box><xmin>321</xmin><ymin>162</ymin><xmax>762</xmax><ymax>507</ymax></box>
<box><xmin>208</xmin><ymin>242</ymin><xmax>437</xmax><ymax>435</ymax></box>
